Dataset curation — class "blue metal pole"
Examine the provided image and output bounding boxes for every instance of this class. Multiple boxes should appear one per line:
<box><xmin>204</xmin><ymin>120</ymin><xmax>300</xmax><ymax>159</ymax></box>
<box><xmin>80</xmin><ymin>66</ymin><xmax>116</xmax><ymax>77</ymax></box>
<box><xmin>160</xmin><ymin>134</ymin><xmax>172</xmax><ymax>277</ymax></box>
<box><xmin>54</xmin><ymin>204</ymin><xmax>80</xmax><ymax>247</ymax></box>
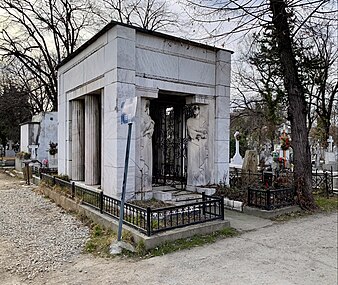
<box><xmin>117</xmin><ymin>122</ymin><xmax>133</xmax><ymax>241</ymax></box>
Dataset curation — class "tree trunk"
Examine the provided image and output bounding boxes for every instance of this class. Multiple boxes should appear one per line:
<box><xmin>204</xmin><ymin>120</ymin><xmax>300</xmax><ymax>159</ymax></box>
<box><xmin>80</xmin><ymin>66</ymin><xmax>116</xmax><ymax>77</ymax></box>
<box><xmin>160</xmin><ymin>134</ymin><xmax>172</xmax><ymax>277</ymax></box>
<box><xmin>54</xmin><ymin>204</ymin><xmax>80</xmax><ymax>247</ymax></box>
<box><xmin>269</xmin><ymin>0</ymin><xmax>316</xmax><ymax>210</ymax></box>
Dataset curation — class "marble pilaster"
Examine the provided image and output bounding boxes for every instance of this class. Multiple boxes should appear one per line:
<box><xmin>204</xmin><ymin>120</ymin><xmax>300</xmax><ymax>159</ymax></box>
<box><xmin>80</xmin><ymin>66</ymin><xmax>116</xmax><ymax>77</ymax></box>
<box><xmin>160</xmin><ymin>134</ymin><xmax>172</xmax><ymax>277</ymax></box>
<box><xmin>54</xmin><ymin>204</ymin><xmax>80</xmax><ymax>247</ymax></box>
<box><xmin>85</xmin><ymin>95</ymin><xmax>101</xmax><ymax>185</ymax></box>
<box><xmin>72</xmin><ymin>100</ymin><xmax>85</xmax><ymax>180</ymax></box>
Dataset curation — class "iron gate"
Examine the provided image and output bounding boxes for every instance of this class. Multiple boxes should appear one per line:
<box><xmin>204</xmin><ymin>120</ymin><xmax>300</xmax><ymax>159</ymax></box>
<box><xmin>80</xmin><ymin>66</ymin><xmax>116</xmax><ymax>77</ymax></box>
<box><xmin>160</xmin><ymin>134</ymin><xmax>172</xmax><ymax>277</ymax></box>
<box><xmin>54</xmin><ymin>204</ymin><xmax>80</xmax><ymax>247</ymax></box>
<box><xmin>150</xmin><ymin>96</ymin><xmax>189</xmax><ymax>187</ymax></box>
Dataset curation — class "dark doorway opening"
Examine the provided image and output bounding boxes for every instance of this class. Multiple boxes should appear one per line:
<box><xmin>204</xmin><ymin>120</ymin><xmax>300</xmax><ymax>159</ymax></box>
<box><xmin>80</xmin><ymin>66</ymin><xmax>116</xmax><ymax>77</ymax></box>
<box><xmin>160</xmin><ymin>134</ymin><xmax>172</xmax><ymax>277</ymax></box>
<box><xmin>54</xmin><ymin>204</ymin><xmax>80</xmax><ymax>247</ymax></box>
<box><xmin>150</xmin><ymin>94</ymin><xmax>188</xmax><ymax>188</ymax></box>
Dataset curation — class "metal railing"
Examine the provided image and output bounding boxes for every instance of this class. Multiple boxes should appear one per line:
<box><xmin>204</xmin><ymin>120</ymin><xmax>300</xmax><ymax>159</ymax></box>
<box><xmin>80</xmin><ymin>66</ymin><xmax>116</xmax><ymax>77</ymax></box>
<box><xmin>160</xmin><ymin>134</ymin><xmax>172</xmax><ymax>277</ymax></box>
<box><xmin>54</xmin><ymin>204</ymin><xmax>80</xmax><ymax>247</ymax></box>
<box><xmin>248</xmin><ymin>187</ymin><xmax>295</xmax><ymax>210</ymax></box>
<box><xmin>312</xmin><ymin>169</ymin><xmax>335</xmax><ymax>197</ymax></box>
<box><xmin>229</xmin><ymin>169</ymin><xmax>294</xmax><ymax>190</ymax></box>
<box><xmin>40</xmin><ymin>173</ymin><xmax>224</xmax><ymax>236</ymax></box>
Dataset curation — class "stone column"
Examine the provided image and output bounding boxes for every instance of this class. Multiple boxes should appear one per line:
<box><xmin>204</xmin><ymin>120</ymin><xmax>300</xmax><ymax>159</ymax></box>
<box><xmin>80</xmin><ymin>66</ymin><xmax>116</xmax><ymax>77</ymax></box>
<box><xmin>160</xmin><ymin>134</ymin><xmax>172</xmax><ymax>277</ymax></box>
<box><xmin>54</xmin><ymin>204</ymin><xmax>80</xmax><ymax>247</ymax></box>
<box><xmin>72</xmin><ymin>100</ymin><xmax>85</xmax><ymax>181</ymax></box>
<box><xmin>85</xmin><ymin>95</ymin><xmax>100</xmax><ymax>185</ymax></box>
<box><xmin>215</xmin><ymin>49</ymin><xmax>231</xmax><ymax>184</ymax></box>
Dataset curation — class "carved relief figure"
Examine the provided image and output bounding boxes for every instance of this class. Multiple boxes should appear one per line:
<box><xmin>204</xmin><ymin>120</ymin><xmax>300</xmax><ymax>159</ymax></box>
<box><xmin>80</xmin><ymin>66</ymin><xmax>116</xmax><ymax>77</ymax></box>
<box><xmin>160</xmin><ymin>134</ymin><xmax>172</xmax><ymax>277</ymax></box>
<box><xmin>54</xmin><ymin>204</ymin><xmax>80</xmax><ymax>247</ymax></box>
<box><xmin>140</xmin><ymin>100</ymin><xmax>155</xmax><ymax>190</ymax></box>
<box><xmin>187</xmin><ymin>104</ymin><xmax>208</xmax><ymax>186</ymax></box>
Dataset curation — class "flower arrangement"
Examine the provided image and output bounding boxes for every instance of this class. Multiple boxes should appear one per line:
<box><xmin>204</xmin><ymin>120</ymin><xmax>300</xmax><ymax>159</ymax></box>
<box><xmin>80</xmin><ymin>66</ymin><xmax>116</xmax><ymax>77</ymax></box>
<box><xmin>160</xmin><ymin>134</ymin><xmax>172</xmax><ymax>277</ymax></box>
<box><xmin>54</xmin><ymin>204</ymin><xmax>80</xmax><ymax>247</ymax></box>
<box><xmin>49</xmin><ymin>141</ymin><xmax>58</xmax><ymax>155</ymax></box>
<box><xmin>280</xmin><ymin>132</ymin><xmax>290</xmax><ymax>150</ymax></box>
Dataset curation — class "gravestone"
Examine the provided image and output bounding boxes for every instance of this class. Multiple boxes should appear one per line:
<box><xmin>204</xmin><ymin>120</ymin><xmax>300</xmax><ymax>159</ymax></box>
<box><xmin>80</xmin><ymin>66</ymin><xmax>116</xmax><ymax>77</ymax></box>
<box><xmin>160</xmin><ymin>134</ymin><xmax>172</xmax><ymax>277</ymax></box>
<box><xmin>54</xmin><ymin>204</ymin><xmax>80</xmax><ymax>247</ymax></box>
<box><xmin>324</xmin><ymin>136</ymin><xmax>337</xmax><ymax>171</ymax></box>
<box><xmin>241</xmin><ymin>150</ymin><xmax>258</xmax><ymax>185</ymax></box>
<box><xmin>20</xmin><ymin>112</ymin><xmax>58</xmax><ymax>166</ymax></box>
<box><xmin>242</xmin><ymin>150</ymin><xmax>258</xmax><ymax>173</ymax></box>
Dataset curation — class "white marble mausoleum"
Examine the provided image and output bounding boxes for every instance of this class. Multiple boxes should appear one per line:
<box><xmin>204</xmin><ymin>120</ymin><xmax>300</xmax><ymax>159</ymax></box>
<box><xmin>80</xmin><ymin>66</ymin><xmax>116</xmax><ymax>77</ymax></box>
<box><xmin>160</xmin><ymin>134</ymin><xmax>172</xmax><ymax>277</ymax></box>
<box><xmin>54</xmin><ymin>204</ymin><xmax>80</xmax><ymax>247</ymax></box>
<box><xmin>57</xmin><ymin>21</ymin><xmax>232</xmax><ymax>199</ymax></box>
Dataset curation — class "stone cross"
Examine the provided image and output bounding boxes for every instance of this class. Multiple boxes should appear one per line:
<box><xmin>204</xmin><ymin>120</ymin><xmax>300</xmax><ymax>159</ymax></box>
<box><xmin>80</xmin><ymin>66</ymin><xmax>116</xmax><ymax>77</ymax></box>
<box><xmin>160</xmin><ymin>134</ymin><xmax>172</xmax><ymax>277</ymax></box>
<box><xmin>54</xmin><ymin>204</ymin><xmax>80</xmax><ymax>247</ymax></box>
<box><xmin>327</xmin><ymin>136</ymin><xmax>334</xmax><ymax>152</ymax></box>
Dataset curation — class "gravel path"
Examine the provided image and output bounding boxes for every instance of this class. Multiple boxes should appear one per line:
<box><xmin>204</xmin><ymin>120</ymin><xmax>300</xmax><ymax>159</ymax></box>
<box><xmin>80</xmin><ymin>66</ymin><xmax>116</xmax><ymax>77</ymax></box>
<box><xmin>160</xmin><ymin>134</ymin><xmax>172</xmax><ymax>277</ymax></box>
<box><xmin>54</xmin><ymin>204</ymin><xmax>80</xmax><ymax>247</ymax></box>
<box><xmin>0</xmin><ymin>171</ymin><xmax>89</xmax><ymax>283</ymax></box>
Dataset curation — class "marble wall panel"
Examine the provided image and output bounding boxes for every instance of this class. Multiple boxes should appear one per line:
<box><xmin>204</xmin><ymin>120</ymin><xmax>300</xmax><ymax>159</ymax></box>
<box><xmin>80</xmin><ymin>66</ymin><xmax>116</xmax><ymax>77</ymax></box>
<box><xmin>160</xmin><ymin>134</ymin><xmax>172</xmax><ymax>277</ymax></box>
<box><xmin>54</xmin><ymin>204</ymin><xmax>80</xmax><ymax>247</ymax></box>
<box><xmin>136</xmin><ymin>48</ymin><xmax>179</xmax><ymax>79</ymax></box>
<box><xmin>215</xmin><ymin>96</ymin><xmax>230</xmax><ymax>118</ymax></box>
<box><xmin>103</xmin><ymin>84</ymin><xmax>117</xmax><ymax>113</ymax></box>
<box><xmin>103</xmin><ymin>166</ymin><xmax>117</xmax><ymax>197</ymax></box>
<box><xmin>58</xmin><ymin>33</ymin><xmax>108</xmax><ymax>75</ymax></box>
<box><xmin>108</xmin><ymin>25</ymin><xmax>135</xmax><ymax>42</ymax></box>
<box><xmin>103</xmin><ymin>41</ymin><xmax>117</xmax><ymax>71</ymax></box>
<box><xmin>215</xmin><ymin>162</ymin><xmax>230</xmax><ymax>184</ymax></box>
<box><xmin>214</xmin><ymin>140</ymin><xmax>229</xmax><ymax>163</ymax></box>
<box><xmin>135</xmin><ymin>76</ymin><xmax>215</xmax><ymax>97</ymax></box>
<box><xmin>136</xmin><ymin>32</ymin><xmax>217</xmax><ymax>62</ymax></box>
<box><xmin>178</xmin><ymin>57</ymin><xmax>215</xmax><ymax>85</ymax></box>
<box><xmin>116</xmin><ymin>38</ymin><xmax>135</xmax><ymax>70</ymax></box>
<box><xmin>216</xmin><ymin>61</ymin><xmax>231</xmax><ymax>87</ymax></box>
<box><xmin>83</xmin><ymin>48</ymin><xmax>106</xmax><ymax>83</ymax></box>
<box><xmin>63</xmin><ymin>62</ymin><xmax>85</xmax><ymax>92</ymax></box>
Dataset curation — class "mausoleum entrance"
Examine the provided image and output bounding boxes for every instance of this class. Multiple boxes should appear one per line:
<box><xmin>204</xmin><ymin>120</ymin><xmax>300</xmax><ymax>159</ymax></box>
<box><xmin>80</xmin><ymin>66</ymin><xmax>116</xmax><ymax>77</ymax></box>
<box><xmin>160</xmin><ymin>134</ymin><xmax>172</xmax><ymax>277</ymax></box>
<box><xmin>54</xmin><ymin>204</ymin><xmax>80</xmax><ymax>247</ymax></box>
<box><xmin>150</xmin><ymin>94</ymin><xmax>188</xmax><ymax>187</ymax></box>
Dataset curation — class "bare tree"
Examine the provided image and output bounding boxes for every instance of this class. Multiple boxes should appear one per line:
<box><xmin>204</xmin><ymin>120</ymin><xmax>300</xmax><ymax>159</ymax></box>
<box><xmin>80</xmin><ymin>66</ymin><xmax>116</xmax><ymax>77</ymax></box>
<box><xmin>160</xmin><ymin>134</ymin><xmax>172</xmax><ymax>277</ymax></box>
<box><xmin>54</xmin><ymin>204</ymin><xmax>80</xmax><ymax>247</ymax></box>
<box><xmin>180</xmin><ymin>0</ymin><xmax>337</xmax><ymax>210</ymax></box>
<box><xmin>100</xmin><ymin>0</ymin><xmax>180</xmax><ymax>31</ymax></box>
<box><xmin>299</xmin><ymin>19</ymin><xmax>338</xmax><ymax>147</ymax></box>
<box><xmin>0</xmin><ymin>72</ymin><xmax>31</xmax><ymax>145</ymax></box>
<box><xmin>0</xmin><ymin>0</ymin><xmax>99</xmax><ymax>112</ymax></box>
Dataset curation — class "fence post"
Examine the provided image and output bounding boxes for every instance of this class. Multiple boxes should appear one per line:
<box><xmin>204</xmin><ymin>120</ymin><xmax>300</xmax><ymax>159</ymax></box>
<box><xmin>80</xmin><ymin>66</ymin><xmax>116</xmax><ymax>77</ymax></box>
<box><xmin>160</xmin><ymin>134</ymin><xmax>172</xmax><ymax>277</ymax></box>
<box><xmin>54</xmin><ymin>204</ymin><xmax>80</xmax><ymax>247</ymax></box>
<box><xmin>248</xmin><ymin>188</ymin><xmax>251</xmax><ymax>207</ymax></box>
<box><xmin>100</xmin><ymin>191</ymin><xmax>103</xmax><ymax>214</ymax></box>
<box><xmin>330</xmin><ymin>166</ymin><xmax>333</xmax><ymax>195</ymax></box>
<box><xmin>71</xmin><ymin>182</ymin><xmax>75</xmax><ymax>198</ymax></box>
<box><xmin>220</xmin><ymin>197</ymin><xmax>224</xmax><ymax>220</ymax></box>
<box><xmin>146</xmin><ymin>207</ymin><xmax>151</xmax><ymax>237</ymax></box>
<box><xmin>266</xmin><ymin>189</ymin><xmax>271</xmax><ymax>210</ymax></box>
<box><xmin>202</xmin><ymin>192</ymin><xmax>206</xmax><ymax>216</ymax></box>
<box><xmin>324</xmin><ymin>172</ymin><xmax>329</xmax><ymax>198</ymax></box>
<box><xmin>53</xmin><ymin>175</ymin><xmax>56</xmax><ymax>185</ymax></box>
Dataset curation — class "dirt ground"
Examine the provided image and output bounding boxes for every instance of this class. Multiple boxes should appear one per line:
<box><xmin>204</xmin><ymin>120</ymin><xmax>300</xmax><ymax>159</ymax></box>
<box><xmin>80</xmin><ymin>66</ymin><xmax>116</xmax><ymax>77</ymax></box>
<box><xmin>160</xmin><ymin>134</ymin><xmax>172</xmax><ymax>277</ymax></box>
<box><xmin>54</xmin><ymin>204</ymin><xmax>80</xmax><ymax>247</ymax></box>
<box><xmin>0</xmin><ymin>170</ymin><xmax>337</xmax><ymax>285</ymax></box>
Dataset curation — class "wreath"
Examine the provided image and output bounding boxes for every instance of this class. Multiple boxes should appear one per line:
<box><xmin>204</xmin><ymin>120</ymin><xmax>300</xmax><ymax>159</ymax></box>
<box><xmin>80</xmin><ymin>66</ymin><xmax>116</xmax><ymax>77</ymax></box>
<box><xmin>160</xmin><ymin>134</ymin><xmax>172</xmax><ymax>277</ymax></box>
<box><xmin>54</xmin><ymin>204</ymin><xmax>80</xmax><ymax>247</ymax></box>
<box><xmin>49</xmin><ymin>142</ymin><xmax>58</xmax><ymax>155</ymax></box>
<box><xmin>280</xmin><ymin>133</ymin><xmax>290</xmax><ymax>150</ymax></box>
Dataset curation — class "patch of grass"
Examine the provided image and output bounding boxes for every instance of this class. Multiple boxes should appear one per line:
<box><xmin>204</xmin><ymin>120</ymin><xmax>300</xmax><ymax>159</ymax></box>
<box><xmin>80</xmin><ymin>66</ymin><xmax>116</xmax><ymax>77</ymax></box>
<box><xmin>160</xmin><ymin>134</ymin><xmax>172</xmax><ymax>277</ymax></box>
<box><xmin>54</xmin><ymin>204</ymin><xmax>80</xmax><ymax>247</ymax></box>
<box><xmin>272</xmin><ymin>195</ymin><xmax>337</xmax><ymax>222</ymax></box>
<box><xmin>123</xmin><ymin>227</ymin><xmax>238</xmax><ymax>258</ymax></box>
<box><xmin>84</xmin><ymin>224</ymin><xmax>116</xmax><ymax>257</ymax></box>
<box><xmin>315</xmin><ymin>195</ymin><xmax>338</xmax><ymax>212</ymax></box>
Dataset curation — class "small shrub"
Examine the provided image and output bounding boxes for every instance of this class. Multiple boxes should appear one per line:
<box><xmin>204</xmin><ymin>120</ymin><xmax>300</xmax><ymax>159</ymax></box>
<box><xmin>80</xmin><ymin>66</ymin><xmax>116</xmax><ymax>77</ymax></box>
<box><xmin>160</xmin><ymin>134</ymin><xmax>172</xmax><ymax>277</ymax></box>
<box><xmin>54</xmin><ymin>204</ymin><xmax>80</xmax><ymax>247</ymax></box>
<box><xmin>16</xmin><ymin>152</ymin><xmax>31</xmax><ymax>160</ymax></box>
<box><xmin>54</xmin><ymin>174</ymin><xmax>70</xmax><ymax>182</ymax></box>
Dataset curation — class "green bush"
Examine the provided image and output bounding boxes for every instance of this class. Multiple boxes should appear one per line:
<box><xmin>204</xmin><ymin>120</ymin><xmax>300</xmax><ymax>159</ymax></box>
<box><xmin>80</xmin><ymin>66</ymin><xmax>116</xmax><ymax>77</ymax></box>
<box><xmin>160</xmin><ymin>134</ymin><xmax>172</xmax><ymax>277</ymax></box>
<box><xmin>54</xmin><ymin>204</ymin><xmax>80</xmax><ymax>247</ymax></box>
<box><xmin>16</xmin><ymin>151</ymin><xmax>31</xmax><ymax>160</ymax></box>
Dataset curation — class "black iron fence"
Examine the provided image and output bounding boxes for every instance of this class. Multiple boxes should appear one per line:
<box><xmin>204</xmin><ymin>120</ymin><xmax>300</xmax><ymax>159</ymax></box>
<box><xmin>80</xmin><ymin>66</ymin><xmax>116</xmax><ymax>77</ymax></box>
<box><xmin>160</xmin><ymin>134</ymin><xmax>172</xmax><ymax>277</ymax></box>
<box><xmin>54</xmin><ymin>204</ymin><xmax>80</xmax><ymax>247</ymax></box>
<box><xmin>229</xmin><ymin>169</ymin><xmax>294</xmax><ymax>190</ymax></box>
<box><xmin>312</xmin><ymin>169</ymin><xmax>335</xmax><ymax>197</ymax></box>
<box><xmin>248</xmin><ymin>187</ymin><xmax>295</xmax><ymax>210</ymax></box>
<box><xmin>41</xmin><ymin>173</ymin><xmax>224</xmax><ymax>236</ymax></box>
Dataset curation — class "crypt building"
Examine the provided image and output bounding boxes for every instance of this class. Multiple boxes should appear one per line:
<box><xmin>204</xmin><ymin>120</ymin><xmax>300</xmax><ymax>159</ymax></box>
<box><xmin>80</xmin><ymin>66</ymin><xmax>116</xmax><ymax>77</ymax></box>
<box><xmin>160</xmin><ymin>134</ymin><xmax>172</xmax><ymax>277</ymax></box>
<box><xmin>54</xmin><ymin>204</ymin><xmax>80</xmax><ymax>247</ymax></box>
<box><xmin>57</xmin><ymin>21</ymin><xmax>232</xmax><ymax>199</ymax></box>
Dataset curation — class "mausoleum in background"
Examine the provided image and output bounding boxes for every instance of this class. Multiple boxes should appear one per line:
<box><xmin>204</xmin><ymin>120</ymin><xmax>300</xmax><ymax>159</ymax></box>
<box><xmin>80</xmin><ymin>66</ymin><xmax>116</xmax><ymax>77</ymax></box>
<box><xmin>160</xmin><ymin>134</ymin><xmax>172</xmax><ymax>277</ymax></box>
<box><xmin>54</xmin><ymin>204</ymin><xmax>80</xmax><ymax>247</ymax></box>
<box><xmin>57</xmin><ymin>21</ymin><xmax>232</xmax><ymax>200</ymax></box>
